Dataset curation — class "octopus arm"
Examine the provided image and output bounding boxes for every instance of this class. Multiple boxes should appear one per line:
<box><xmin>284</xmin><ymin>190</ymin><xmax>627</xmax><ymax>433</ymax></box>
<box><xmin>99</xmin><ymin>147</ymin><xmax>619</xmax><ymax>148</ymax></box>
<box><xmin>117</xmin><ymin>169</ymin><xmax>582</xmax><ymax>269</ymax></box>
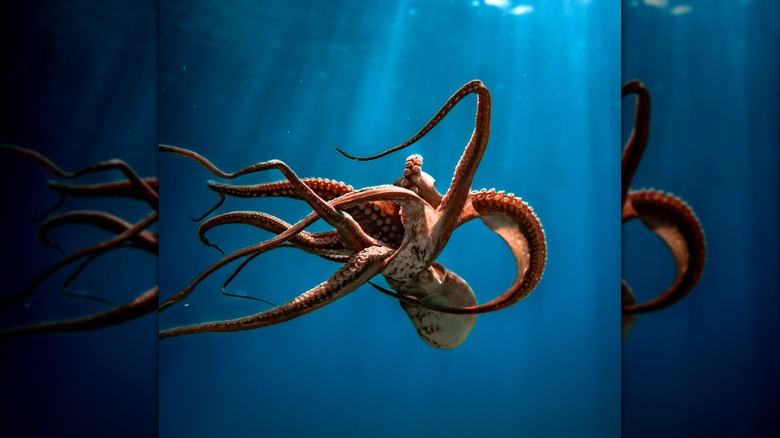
<box><xmin>159</xmin><ymin>246</ymin><xmax>393</xmax><ymax>338</ymax></box>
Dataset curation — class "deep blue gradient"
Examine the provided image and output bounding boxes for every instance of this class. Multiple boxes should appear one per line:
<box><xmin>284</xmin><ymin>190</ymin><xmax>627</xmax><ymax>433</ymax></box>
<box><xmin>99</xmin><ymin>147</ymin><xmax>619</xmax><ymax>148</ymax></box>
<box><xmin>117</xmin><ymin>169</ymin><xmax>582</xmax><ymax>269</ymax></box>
<box><xmin>622</xmin><ymin>1</ymin><xmax>779</xmax><ymax>436</ymax></box>
<box><xmin>159</xmin><ymin>1</ymin><xmax>620</xmax><ymax>437</ymax></box>
<box><xmin>0</xmin><ymin>1</ymin><xmax>158</xmax><ymax>436</ymax></box>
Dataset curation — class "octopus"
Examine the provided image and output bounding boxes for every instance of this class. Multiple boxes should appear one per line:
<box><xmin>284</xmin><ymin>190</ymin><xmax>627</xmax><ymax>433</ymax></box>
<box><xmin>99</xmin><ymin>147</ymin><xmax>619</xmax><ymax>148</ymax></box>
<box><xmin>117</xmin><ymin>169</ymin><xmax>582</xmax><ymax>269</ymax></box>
<box><xmin>159</xmin><ymin>80</ymin><xmax>547</xmax><ymax>349</ymax></box>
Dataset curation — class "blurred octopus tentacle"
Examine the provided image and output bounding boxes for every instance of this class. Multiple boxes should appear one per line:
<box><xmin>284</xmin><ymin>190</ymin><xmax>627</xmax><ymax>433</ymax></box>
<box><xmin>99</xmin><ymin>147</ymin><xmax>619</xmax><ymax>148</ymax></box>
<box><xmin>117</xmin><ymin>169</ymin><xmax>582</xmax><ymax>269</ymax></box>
<box><xmin>48</xmin><ymin>178</ymin><xmax>160</xmax><ymax>201</ymax></box>
<box><xmin>27</xmin><ymin>177</ymin><xmax>158</xmax><ymax>221</ymax></box>
<box><xmin>0</xmin><ymin>144</ymin><xmax>158</xmax><ymax>210</ymax></box>
<box><xmin>38</xmin><ymin>210</ymin><xmax>158</xmax><ymax>255</ymax></box>
<box><xmin>36</xmin><ymin>211</ymin><xmax>157</xmax><ymax>306</ymax></box>
<box><xmin>0</xmin><ymin>287</ymin><xmax>158</xmax><ymax>339</ymax></box>
<box><xmin>622</xmin><ymin>189</ymin><xmax>705</xmax><ymax>313</ymax></box>
<box><xmin>0</xmin><ymin>210</ymin><xmax>158</xmax><ymax>312</ymax></box>
<box><xmin>621</xmin><ymin>80</ymin><xmax>651</xmax><ymax>206</ymax></box>
<box><xmin>621</xmin><ymin>80</ymin><xmax>706</xmax><ymax>332</ymax></box>
<box><xmin>621</xmin><ymin>281</ymin><xmax>637</xmax><ymax>341</ymax></box>
<box><xmin>0</xmin><ymin>145</ymin><xmax>159</xmax><ymax>336</ymax></box>
<box><xmin>58</xmin><ymin>251</ymin><xmax>121</xmax><ymax>307</ymax></box>
<box><xmin>160</xmin><ymin>81</ymin><xmax>546</xmax><ymax>349</ymax></box>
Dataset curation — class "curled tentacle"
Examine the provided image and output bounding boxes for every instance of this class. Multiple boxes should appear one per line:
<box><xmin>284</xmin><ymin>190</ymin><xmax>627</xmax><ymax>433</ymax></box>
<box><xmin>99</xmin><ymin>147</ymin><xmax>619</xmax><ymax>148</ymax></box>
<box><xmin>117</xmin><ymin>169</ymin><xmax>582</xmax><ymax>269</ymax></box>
<box><xmin>380</xmin><ymin>189</ymin><xmax>546</xmax><ymax>315</ymax></box>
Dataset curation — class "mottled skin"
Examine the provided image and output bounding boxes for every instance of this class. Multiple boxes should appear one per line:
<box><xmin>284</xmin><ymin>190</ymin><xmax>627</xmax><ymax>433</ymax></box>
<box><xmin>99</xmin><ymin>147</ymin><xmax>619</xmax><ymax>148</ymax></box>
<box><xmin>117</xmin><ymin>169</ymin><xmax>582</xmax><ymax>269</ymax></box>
<box><xmin>0</xmin><ymin>145</ymin><xmax>158</xmax><ymax>338</ymax></box>
<box><xmin>159</xmin><ymin>80</ymin><xmax>547</xmax><ymax>349</ymax></box>
<box><xmin>621</xmin><ymin>80</ymin><xmax>706</xmax><ymax>340</ymax></box>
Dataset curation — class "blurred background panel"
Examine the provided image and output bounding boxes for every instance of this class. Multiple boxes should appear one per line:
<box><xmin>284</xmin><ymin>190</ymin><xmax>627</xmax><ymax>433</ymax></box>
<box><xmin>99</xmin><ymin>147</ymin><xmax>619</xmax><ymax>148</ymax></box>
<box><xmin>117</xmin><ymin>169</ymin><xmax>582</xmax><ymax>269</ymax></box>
<box><xmin>0</xmin><ymin>1</ymin><xmax>157</xmax><ymax>436</ymax></box>
<box><xmin>622</xmin><ymin>1</ymin><xmax>779</xmax><ymax>436</ymax></box>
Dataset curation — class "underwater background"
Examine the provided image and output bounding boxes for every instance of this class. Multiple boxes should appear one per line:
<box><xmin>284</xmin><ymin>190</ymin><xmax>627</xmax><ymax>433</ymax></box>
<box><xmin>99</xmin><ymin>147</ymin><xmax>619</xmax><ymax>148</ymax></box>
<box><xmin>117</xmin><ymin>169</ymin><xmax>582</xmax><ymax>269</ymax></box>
<box><xmin>621</xmin><ymin>1</ymin><xmax>779</xmax><ymax>436</ymax></box>
<box><xmin>0</xmin><ymin>1</ymin><xmax>158</xmax><ymax>437</ymax></box>
<box><xmin>0</xmin><ymin>1</ymin><xmax>776</xmax><ymax>438</ymax></box>
<box><xmin>158</xmin><ymin>1</ymin><xmax>620</xmax><ymax>437</ymax></box>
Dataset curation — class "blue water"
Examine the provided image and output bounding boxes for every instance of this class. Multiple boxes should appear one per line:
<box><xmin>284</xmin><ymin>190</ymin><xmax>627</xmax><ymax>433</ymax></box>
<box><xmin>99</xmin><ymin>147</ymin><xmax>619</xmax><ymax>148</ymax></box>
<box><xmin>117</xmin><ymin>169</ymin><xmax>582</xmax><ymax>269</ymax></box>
<box><xmin>0</xmin><ymin>1</ymin><xmax>775</xmax><ymax>438</ymax></box>
<box><xmin>621</xmin><ymin>1</ymin><xmax>779</xmax><ymax>436</ymax></box>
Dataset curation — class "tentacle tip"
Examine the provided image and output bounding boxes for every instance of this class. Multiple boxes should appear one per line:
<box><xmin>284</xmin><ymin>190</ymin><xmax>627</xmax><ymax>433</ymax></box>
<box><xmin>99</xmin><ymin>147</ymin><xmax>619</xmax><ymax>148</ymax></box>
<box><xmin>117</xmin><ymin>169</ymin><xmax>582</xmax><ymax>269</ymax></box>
<box><xmin>334</xmin><ymin>147</ymin><xmax>358</xmax><ymax>160</ymax></box>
